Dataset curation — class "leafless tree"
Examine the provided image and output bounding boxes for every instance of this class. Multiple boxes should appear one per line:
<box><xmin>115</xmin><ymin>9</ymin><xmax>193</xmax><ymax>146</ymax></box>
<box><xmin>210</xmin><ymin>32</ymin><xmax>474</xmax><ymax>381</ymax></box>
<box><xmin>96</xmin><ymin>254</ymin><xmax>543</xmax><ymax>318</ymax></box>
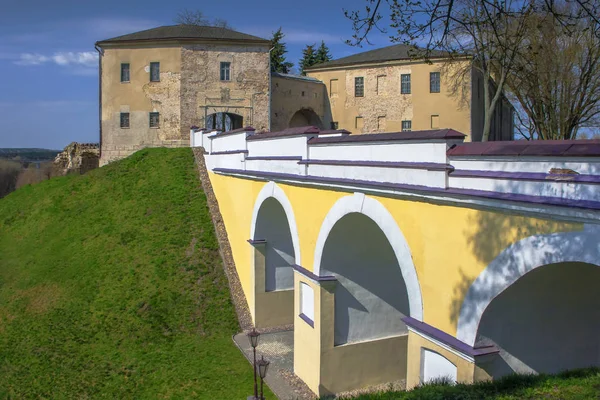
<box><xmin>174</xmin><ymin>9</ymin><xmax>232</xmax><ymax>29</ymax></box>
<box><xmin>345</xmin><ymin>0</ymin><xmax>534</xmax><ymax>141</ymax></box>
<box><xmin>507</xmin><ymin>9</ymin><xmax>600</xmax><ymax>140</ymax></box>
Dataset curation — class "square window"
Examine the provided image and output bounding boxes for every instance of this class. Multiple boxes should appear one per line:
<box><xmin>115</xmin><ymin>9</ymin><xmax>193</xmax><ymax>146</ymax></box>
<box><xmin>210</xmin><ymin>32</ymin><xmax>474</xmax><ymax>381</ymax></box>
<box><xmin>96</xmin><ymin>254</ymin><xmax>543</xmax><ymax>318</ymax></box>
<box><xmin>149</xmin><ymin>112</ymin><xmax>160</xmax><ymax>128</ymax></box>
<box><xmin>354</xmin><ymin>77</ymin><xmax>364</xmax><ymax>97</ymax></box>
<box><xmin>430</xmin><ymin>72</ymin><xmax>440</xmax><ymax>93</ymax></box>
<box><xmin>431</xmin><ymin>115</ymin><xmax>440</xmax><ymax>129</ymax></box>
<box><xmin>220</xmin><ymin>62</ymin><xmax>231</xmax><ymax>81</ymax></box>
<box><xmin>120</xmin><ymin>112</ymin><xmax>130</xmax><ymax>128</ymax></box>
<box><xmin>121</xmin><ymin>63</ymin><xmax>130</xmax><ymax>83</ymax></box>
<box><xmin>330</xmin><ymin>121</ymin><xmax>339</xmax><ymax>130</ymax></box>
<box><xmin>150</xmin><ymin>62</ymin><xmax>160</xmax><ymax>82</ymax></box>
<box><xmin>401</xmin><ymin>74</ymin><xmax>411</xmax><ymax>94</ymax></box>
<box><xmin>402</xmin><ymin>120</ymin><xmax>412</xmax><ymax>131</ymax></box>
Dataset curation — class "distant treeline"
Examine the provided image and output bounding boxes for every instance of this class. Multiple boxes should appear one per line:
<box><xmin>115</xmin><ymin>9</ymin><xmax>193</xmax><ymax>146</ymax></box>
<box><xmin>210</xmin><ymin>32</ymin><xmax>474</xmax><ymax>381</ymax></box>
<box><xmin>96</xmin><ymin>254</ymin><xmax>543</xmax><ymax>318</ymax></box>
<box><xmin>0</xmin><ymin>148</ymin><xmax>61</xmax><ymax>162</ymax></box>
<box><xmin>0</xmin><ymin>159</ymin><xmax>58</xmax><ymax>198</ymax></box>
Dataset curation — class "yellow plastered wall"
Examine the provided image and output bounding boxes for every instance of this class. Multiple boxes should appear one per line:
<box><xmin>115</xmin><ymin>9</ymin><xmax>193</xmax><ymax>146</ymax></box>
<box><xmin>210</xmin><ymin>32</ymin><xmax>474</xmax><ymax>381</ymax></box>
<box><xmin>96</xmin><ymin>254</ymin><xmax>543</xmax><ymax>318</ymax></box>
<box><xmin>208</xmin><ymin>172</ymin><xmax>581</xmax><ymax>336</ymax></box>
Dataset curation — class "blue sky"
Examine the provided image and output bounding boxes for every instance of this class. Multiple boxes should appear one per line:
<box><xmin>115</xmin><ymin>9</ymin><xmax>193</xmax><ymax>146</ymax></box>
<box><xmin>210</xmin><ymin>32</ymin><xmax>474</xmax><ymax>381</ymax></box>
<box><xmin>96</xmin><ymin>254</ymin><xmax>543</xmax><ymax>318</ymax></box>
<box><xmin>0</xmin><ymin>0</ymin><xmax>391</xmax><ymax>149</ymax></box>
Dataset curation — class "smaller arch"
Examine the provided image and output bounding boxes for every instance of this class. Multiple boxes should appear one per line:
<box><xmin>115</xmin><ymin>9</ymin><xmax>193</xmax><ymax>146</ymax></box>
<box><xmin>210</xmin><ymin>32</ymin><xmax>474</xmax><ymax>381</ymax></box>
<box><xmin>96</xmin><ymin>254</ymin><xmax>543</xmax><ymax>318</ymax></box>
<box><xmin>289</xmin><ymin>108</ymin><xmax>323</xmax><ymax>129</ymax></box>
<box><xmin>250</xmin><ymin>181</ymin><xmax>301</xmax><ymax>265</ymax></box>
<box><xmin>456</xmin><ymin>223</ymin><xmax>600</xmax><ymax>347</ymax></box>
<box><xmin>313</xmin><ymin>192</ymin><xmax>424</xmax><ymax>321</ymax></box>
<box><xmin>206</xmin><ymin>112</ymin><xmax>243</xmax><ymax>132</ymax></box>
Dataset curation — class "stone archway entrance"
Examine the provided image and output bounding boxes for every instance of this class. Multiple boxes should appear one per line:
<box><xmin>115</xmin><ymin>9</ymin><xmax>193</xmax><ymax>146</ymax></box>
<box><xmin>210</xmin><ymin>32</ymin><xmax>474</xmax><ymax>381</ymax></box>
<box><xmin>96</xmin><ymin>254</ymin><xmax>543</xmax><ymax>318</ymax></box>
<box><xmin>206</xmin><ymin>112</ymin><xmax>243</xmax><ymax>132</ymax></box>
<box><xmin>289</xmin><ymin>109</ymin><xmax>323</xmax><ymax>129</ymax></box>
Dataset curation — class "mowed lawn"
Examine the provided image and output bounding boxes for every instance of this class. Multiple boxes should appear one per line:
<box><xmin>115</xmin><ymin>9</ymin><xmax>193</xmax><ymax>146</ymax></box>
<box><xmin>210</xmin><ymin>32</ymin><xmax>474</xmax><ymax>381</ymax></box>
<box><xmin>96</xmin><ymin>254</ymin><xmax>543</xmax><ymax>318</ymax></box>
<box><xmin>0</xmin><ymin>148</ymin><xmax>273</xmax><ymax>399</ymax></box>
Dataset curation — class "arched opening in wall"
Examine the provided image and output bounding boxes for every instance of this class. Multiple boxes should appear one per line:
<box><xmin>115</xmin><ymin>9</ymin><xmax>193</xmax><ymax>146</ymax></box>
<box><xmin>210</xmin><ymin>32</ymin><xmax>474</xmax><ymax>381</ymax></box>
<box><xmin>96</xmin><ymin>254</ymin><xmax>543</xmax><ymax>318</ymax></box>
<box><xmin>320</xmin><ymin>213</ymin><xmax>410</xmax><ymax>346</ymax></box>
<box><xmin>476</xmin><ymin>262</ymin><xmax>600</xmax><ymax>378</ymax></box>
<box><xmin>206</xmin><ymin>112</ymin><xmax>243</xmax><ymax>132</ymax></box>
<box><xmin>289</xmin><ymin>109</ymin><xmax>323</xmax><ymax>129</ymax></box>
<box><xmin>254</xmin><ymin>197</ymin><xmax>295</xmax><ymax>292</ymax></box>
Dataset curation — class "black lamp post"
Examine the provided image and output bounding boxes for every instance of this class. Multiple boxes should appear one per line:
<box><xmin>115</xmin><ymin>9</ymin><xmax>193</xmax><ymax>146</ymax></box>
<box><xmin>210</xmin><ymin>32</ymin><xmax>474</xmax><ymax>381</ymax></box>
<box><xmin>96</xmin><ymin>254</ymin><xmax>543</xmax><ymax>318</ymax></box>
<box><xmin>257</xmin><ymin>355</ymin><xmax>270</xmax><ymax>400</ymax></box>
<box><xmin>247</xmin><ymin>328</ymin><xmax>260</xmax><ymax>399</ymax></box>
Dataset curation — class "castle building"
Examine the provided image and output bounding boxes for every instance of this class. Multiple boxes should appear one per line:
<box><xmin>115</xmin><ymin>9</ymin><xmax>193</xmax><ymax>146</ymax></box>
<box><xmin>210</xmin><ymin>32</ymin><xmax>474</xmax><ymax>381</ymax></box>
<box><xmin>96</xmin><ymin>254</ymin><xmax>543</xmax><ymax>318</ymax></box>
<box><xmin>96</xmin><ymin>25</ymin><xmax>513</xmax><ymax>165</ymax></box>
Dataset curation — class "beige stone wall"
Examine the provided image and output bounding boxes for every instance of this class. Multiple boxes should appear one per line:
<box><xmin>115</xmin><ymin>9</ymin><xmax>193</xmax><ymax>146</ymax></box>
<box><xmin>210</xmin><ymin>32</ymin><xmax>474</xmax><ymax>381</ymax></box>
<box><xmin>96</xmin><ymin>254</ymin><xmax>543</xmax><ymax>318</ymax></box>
<box><xmin>308</xmin><ymin>60</ymin><xmax>474</xmax><ymax>138</ymax></box>
<box><xmin>100</xmin><ymin>45</ymin><xmax>183</xmax><ymax>165</ymax></box>
<box><xmin>180</xmin><ymin>44</ymin><xmax>270</xmax><ymax>134</ymax></box>
<box><xmin>270</xmin><ymin>75</ymin><xmax>331</xmax><ymax>131</ymax></box>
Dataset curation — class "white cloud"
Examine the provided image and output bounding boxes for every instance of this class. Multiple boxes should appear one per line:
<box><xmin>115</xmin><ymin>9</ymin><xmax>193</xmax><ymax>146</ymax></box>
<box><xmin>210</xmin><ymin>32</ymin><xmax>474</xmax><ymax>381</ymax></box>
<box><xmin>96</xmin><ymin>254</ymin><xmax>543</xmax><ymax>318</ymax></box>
<box><xmin>14</xmin><ymin>51</ymin><xmax>98</xmax><ymax>69</ymax></box>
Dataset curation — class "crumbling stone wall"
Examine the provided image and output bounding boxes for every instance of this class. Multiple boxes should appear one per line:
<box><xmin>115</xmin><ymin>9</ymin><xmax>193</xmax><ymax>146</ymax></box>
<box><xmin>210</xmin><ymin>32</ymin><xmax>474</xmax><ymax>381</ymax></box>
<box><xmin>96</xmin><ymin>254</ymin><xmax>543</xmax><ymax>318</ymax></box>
<box><xmin>54</xmin><ymin>142</ymin><xmax>99</xmax><ymax>175</ymax></box>
<box><xmin>180</xmin><ymin>44</ymin><xmax>270</xmax><ymax>134</ymax></box>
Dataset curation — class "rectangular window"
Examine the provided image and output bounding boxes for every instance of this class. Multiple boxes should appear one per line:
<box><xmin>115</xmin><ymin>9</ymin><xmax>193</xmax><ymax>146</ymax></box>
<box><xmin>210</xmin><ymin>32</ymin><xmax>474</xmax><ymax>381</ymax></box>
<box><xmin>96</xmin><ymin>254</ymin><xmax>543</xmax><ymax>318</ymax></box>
<box><xmin>431</xmin><ymin>115</ymin><xmax>440</xmax><ymax>129</ymax></box>
<box><xmin>330</xmin><ymin>121</ymin><xmax>339</xmax><ymax>130</ymax></box>
<box><xmin>150</xmin><ymin>62</ymin><xmax>160</xmax><ymax>82</ymax></box>
<box><xmin>354</xmin><ymin>77</ymin><xmax>364</xmax><ymax>97</ymax></box>
<box><xmin>300</xmin><ymin>282</ymin><xmax>315</xmax><ymax>324</ymax></box>
<box><xmin>120</xmin><ymin>112</ymin><xmax>130</xmax><ymax>128</ymax></box>
<box><xmin>355</xmin><ymin>116</ymin><xmax>364</xmax><ymax>130</ymax></box>
<box><xmin>330</xmin><ymin>79</ymin><xmax>338</xmax><ymax>96</ymax></box>
<box><xmin>377</xmin><ymin>116</ymin><xmax>386</xmax><ymax>131</ymax></box>
<box><xmin>430</xmin><ymin>72</ymin><xmax>440</xmax><ymax>93</ymax></box>
<box><xmin>402</xmin><ymin>120</ymin><xmax>412</xmax><ymax>131</ymax></box>
<box><xmin>120</xmin><ymin>63</ymin><xmax>130</xmax><ymax>83</ymax></box>
<box><xmin>149</xmin><ymin>112</ymin><xmax>160</xmax><ymax>128</ymax></box>
<box><xmin>220</xmin><ymin>62</ymin><xmax>231</xmax><ymax>81</ymax></box>
<box><xmin>376</xmin><ymin>75</ymin><xmax>386</xmax><ymax>95</ymax></box>
<box><xmin>401</xmin><ymin>74</ymin><xmax>411</xmax><ymax>94</ymax></box>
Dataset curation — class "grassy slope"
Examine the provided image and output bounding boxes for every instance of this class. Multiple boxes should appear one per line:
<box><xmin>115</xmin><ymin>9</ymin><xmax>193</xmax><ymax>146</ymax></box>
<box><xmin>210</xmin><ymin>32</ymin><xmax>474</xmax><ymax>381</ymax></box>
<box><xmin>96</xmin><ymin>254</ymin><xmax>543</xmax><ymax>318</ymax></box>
<box><xmin>0</xmin><ymin>148</ymin><xmax>273</xmax><ymax>399</ymax></box>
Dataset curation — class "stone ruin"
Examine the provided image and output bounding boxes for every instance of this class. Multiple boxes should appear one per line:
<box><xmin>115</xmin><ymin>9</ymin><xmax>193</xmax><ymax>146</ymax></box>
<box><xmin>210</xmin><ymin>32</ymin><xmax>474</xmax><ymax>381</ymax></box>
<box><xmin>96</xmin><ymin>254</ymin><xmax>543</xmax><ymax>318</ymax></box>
<box><xmin>53</xmin><ymin>142</ymin><xmax>100</xmax><ymax>175</ymax></box>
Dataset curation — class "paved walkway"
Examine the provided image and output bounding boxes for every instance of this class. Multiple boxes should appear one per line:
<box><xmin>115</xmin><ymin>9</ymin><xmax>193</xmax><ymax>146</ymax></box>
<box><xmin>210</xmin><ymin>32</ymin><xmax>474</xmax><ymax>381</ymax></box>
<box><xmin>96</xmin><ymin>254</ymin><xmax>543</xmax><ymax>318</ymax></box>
<box><xmin>233</xmin><ymin>329</ymin><xmax>316</xmax><ymax>400</ymax></box>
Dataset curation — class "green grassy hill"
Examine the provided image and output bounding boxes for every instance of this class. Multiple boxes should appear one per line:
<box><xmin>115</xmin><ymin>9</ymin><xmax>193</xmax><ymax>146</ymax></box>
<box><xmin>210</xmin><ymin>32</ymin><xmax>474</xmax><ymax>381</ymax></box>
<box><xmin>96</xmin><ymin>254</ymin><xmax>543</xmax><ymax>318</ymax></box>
<box><xmin>0</xmin><ymin>148</ymin><xmax>272</xmax><ymax>399</ymax></box>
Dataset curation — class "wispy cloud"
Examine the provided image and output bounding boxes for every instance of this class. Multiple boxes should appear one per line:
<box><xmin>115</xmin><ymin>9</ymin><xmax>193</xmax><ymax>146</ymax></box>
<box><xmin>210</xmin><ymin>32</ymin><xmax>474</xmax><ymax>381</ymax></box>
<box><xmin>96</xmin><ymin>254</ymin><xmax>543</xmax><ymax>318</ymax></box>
<box><xmin>15</xmin><ymin>51</ymin><xmax>98</xmax><ymax>69</ymax></box>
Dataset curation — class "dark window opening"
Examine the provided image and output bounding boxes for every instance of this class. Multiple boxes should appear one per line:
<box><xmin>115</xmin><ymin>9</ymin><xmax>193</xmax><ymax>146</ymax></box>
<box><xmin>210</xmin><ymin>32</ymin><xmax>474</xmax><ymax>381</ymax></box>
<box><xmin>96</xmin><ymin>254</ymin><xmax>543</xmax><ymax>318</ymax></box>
<box><xmin>355</xmin><ymin>77</ymin><xmax>364</xmax><ymax>97</ymax></box>
<box><xmin>120</xmin><ymin>112</ymin><xmax>130</xmax><ymax>128</ymax></box>
<box><xmin>401</xmin><ymin>74</ymin><xmax>411</xmax><ymax>94</ymax></box>
<box><xmin>121</xmin><ymin>63</ymin><xmax>130</xmax><ymax>82</ymax></box>
<box><xmin>402</xmin><ymin>120</ymin><xmax>412</xmax><ymax>131</ymax></box>
<box><xmin>220</xmin><ymin>62</ymin><xmax>231</xmax><ymax>81</ymax></box>
<box><xmin>206</xmin><ymin>112</ymin><xmax>243</xmax><ymax>132</ymax></box>
<box><xmin>149</xmin><ymin>112</ymin><xmax>160</xmax><ymax>128</ymax></box>
<box><xmin>430</xmin><ymin>72</ymin><xmax>440</xmax><ymax>93</ymax></box>
<box><xmin>150</xmin><ymin>62</ymin><xmax>160</xmax><ymax>82</ymax></box>
<box><xmin>331</xmin><ymin>121</ymin><xmax>339</xmax><ymax>130</ymax></box>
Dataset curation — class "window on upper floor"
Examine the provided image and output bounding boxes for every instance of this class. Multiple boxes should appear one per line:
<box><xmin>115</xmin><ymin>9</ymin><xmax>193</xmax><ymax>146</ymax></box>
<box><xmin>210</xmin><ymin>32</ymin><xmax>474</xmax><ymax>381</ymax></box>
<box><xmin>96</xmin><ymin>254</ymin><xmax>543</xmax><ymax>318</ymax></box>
<box><xmin>150</xmin><ymin>62</ymin><xmax>160</xmax><ymax>82</ymax></box>
<box><xmin>376</xmin><ymin>75</ymin><xmax>386</xmax><ymax>95</ymax></box>
<box><xmin>430</xmin><ymin>72</ymin><xmax>440</xmax><ymax>93</ymax></box>
<box><xmin>401</xmin><ymin>74</ymin><xmax>411</xmax><ymax>94</ymax></box>
<box><xmin>149</xmin><ymin>112</ymin><xmax>160</xmax><ymax>128</ymax></box>
<box><xmin>355</xmin><ymin>77</ymin><xmax>364</xmax><ymax>97</ymax></box>
<box><xmin>120</xmin><ymin>112</ymin><xmax>130</xmax><ymax>128</ymax></box>
<box><xmin>402</xmin><ymin>120</ymin><xmax>412</xmax><ymax>131</ymax></box>
<box><xmin>121</xmin><ymin>63</ymin><xmax>130</xmax><ymax>83</ymax></box>
<box><xmin>220</xmin><ymin>62</ymin><xmax>231</xmax><ymax>81</ymax></box>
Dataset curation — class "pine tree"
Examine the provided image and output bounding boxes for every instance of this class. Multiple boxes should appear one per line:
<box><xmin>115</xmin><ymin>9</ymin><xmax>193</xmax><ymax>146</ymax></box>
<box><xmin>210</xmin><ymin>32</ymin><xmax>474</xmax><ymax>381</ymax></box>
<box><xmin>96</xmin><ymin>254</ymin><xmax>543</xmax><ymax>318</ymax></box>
<box><xmin>299</xmin><ymin>44</ymin><xmax>317</xmax><ymax>76</ymax></box>
<box><xmin>270</xmin><ymin>28</ymin><xmax>293</xmax><ymax>74</ymax></box>
<box><xmin>315</xmin><ymin>41</ymin><xmax>333</xmax><ymax>65</ymax></box>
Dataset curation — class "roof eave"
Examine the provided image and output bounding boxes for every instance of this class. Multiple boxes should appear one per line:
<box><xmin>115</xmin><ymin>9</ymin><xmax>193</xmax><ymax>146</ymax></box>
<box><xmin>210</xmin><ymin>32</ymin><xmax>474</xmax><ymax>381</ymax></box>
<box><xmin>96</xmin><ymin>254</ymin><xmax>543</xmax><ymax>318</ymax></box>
<box><xmin>96</xmin><ymin>37</ymin><xmax>271</xmax><ymax>47</ymax></box>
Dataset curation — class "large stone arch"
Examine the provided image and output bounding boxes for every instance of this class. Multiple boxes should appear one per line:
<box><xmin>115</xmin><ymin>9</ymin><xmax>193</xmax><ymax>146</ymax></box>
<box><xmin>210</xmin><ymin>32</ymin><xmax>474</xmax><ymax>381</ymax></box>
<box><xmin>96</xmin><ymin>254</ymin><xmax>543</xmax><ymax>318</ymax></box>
<box><xmin>289</xmin><ymin>108</ymin><xmax>324</xmax><ymax>129</ymax></box>
<box><xmin>456</xmin><ymin>224</ymin><xmax>600</xmax><ymax>348</ymax></box>
<box><xmin>251</xmin><ymin>181</ymin><xmax>301</xmax><ymax>266</ymax></box>
<box><xmin>313</xmin><ymin>192</ymin><xmax>424</xmax><ymax>322</ymax></box>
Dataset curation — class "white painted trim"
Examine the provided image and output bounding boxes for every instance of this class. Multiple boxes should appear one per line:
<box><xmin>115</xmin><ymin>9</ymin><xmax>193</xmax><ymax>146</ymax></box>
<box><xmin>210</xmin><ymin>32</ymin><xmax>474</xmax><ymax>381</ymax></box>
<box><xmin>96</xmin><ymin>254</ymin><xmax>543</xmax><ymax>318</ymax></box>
<box><xmin>456</xmin><ymin>223</ymin><xmax>600</xmax><ymax>346</ymax></box>
<box><xmin>313</xmin><ymin>193</ymin><xmax>424</xmax><ymax>321</ymax></box>
<box><xmin>215</xmin><ymin>170</ymin><xmax>600</xmax><ymax>224</ymax></box>
<box><xmin>250</xmin><ymin>181</ymin><xmax>302</xmax><ymax>265</ymax></box>
<box><xmin>408</xmin><ymin>326</ymin><xmax>474</xmax><ymax>363</ymax></box>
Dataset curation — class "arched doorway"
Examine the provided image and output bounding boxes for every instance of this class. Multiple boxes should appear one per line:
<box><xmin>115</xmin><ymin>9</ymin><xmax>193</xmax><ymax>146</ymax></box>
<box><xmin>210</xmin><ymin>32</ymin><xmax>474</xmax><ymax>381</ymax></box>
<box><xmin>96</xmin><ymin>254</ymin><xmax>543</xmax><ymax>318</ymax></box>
<box><xmin>320</xmin><ymin>212</ymin><xmax>410</xmax><ymax>345</ymax></box>
<box><xmin>206</xmin><ymin>112</ymin><xmax>243</xmax><ymax>132</ymax></box>
<box><xmin>476</xmin><ymin>261</ymin><xmax>600</xmax><ymax>378</ymax></box>
<box><xmin>289</xmin><ymin>109</ymin><xmax>323</xmax><ymax>129</ymax></box>
<box><xmin>254</xmin><ymin>197</ymin><xmax>295</xmax><ymax>291</ymax></box>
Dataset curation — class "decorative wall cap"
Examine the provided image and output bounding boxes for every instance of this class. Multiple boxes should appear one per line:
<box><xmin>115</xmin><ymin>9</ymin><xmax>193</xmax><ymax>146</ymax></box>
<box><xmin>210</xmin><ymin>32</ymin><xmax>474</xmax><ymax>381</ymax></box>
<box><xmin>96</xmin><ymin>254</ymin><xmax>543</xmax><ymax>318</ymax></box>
<box><xmin>308</xmin><ymin>129</ymin><xmax>466</xmax><ymax>145</ymax></box>
<box><xmin>208</xmin><ymin>126</ymin><xmax>255</xmax><ymax>138</ymax></box>
<box><xmin>246</xmin><ymin>126</ymin><xmax>320</xmax><ymax>141</ymax></box>
<box><xmin>210</xmin><ymin>150</ymin><xmax>249</xmax><ymax>155</ymax></box>
<box><xmin>246</xmin><ymin>156</ymin><xmax>303</xmax><ymax>161</ymax></box>
<box><xmin>451</xmin><ymin>169</ymin><xmax>600</xmax><ymax>184</ymax></box>
<box><xmin>402</xmin><ymin>316</ymin><xmax>499</xmax><ymax>358</ymax></box>
<box><xmin>247</xmin><ymin>238</ymin><xmax>266</xmax><ymax>245</ymax></box>
<box><xmin>299</xmin><ymin>159</ymin><xmax>453</xmax><ymax>171</ymax></box>
<box><xmin>448</xmin><ymin>140</ymin><xmax>600</xmax><ymax>157</ymax></box>
<box><xmin>318</xmin><ymin>129</ymin><xmax>352</xmax><ymax>136</ymax></box>
<box><xmin>293</xmin><ymin>264</ymin><xmax>337</xmax><ymax>282</ymax></box>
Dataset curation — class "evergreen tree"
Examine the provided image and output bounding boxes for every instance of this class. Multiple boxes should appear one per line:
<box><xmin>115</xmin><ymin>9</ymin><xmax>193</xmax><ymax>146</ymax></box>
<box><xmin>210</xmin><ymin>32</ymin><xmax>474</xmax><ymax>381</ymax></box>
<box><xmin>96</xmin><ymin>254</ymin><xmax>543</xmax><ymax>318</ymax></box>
<box><xmin>315</xmin><ymin>41</ymin><xmax>333</xmax><ymax>65</ymax></box>
<box><xmin>270</xmin><ymin>28</ymin><xmax>293</xmax><ymax>74</ymax></box>
<box><xmin>299</xmin><ymin>44</ymin><xmax>317</xmax><ymax>76</ymax></box>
